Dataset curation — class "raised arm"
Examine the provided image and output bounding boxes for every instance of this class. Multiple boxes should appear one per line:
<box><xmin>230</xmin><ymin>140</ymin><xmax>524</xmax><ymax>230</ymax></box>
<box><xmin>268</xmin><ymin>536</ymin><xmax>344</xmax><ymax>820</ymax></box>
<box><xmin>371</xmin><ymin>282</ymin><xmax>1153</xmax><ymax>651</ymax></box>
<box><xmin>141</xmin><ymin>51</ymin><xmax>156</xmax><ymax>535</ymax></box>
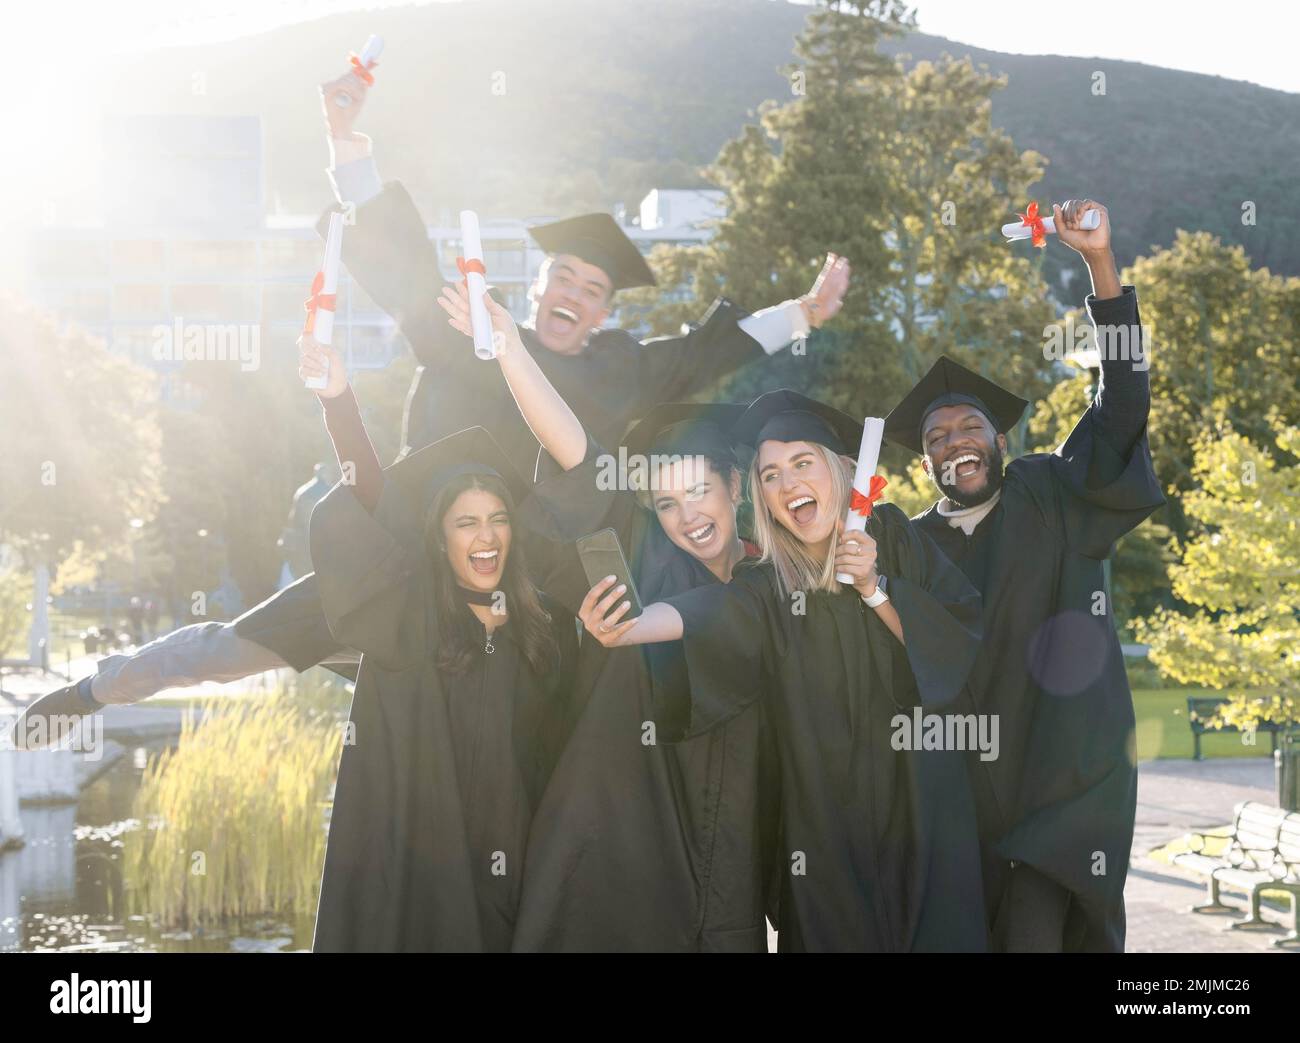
<box><xmin>1055</xmin><ymin>199</ymin><xmax>1151</xmax><ymax>462</ymax></box>
<box><xmin>298</xmin><ymin>334</ymin><xmax>384</xmax><ymax>512</ymax></box>
<box><xmin>437</xmin><ymin>282</ymin><xmax>587</xmax><ymax>470</ymax></box>
<box><xmin>319</xmin><ymin>66</ymin><xmax>382</xmax><ymax>208</ymax></box>
<box><xmin>640</xmin><ymin>254</ymin><xmax>852</xmax><ymax>404</ymax></box>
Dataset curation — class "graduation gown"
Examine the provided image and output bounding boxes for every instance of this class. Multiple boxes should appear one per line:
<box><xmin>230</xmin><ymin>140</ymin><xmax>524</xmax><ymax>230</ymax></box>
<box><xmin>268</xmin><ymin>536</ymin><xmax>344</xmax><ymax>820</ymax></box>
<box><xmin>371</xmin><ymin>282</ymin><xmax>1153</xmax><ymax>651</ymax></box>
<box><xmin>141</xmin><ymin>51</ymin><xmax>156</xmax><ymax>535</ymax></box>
<box><xmin>233</xmin><ymin>187</ymin><xmax>766</xmax><ymax>675</ymax></box>
<box><xmin>327</xmin><ymin>182</ymin><xmax>770</xmax><ymax>468</ymax></box>
<box><xmin>308</xmin><ymin>476</ymin><xmax>578</xmax><ymax>952</ymax></box>
<box><xmin>914</xmin><ymin>340</ymin><xmax>1164</xmax><ymax>950</ymax></box>
<box><xmin>653</xmin><ymin>503</ymin><xmax>987</xmax><ymax>952</ymax></box>
<box><xmin>507</xmin><ymin>441</ymin><xmax>780</xmax><ymax>952</ymax></box>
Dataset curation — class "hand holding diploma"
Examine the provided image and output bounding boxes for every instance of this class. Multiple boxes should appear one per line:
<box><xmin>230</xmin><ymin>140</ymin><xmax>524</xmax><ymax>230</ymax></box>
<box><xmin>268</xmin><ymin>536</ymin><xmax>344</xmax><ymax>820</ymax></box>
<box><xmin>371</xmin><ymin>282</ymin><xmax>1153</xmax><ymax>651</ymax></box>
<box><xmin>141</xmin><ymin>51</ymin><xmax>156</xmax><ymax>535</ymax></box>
<box><xmin>835</xmin><ymin>416</ymin><xmax>887</xmax><ymax>588</ymax></box>
<box><xmin>437</xmin><ymin>279</ymin><xmax>523</xmax><ymax>358</ymax></box>
<box><xmin>833</xmin><ymin>519</ymin><xmax>880</xmax><ymax>595</ymax></box>
<box><xmin>298</xmin><ymin>333</ymin><xmax>347</xmax><ymax>400</ymax></box>
<box><xmin>1002</xmin><ymin>201</ymin><xmax>1101</xmax><ymax>246</ymax></box>
<box><xmin>319</xmin><ymin>35</ymin><xmax>383</xmax><ymax>137</ymax></box>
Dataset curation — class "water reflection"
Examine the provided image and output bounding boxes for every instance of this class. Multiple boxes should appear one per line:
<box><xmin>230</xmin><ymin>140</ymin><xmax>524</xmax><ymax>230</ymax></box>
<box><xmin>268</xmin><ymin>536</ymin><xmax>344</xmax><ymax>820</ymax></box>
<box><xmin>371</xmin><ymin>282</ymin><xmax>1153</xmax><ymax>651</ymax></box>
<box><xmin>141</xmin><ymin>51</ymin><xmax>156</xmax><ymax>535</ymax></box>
<box><xmin>1</xmin><ymin>743</ymin><xmax>315</xmax><ymax>952</ymax></box>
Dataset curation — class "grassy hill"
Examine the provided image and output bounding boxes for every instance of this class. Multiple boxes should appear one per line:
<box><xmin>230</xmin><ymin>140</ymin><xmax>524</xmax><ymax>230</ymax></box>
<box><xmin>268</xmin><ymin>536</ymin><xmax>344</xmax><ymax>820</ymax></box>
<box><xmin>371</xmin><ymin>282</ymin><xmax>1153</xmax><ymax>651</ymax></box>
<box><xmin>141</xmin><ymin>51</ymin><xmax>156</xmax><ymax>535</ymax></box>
<box><xmin>106</xmin><ymin>0</ymin><xmax>1300</xmax><ymax>284</ymax></box>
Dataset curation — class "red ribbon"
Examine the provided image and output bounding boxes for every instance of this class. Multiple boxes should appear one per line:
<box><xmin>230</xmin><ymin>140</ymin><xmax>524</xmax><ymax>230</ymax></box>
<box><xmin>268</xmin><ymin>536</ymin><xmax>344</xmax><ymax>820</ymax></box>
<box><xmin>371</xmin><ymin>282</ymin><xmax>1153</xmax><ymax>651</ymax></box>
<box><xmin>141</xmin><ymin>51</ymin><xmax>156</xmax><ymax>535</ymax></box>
<box><xmin>456</xmin><ymin>256</ymin><xmax>487</xmax><ymax>279</ymax></box>
<box><xmin>1018</xmin><ymin>201</ymin><xmax>1047</xmax><ymax>249</ymax></box>
<box><xmin>849</xmin><ymin>474</ymin><xmax>888</xmax><ymax>517</ymax></box>
<box><xmin>303</xmin><ymin>270</ymin><xmax>337</xmax><ymax>334</ymax></box>
<box><xmin>349</xmin><ymin>53</ymin><xmax>377</xmax><ymax>86</ymax></box>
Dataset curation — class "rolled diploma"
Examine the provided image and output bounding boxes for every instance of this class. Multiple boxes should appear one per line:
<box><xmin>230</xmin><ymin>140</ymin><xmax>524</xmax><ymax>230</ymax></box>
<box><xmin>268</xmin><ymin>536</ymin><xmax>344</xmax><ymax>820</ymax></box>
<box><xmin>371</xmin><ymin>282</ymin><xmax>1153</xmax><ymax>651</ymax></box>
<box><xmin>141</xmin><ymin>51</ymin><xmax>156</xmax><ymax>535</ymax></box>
<box><xmin>1002</xmin><ymin>208</ymin><xmax>1100</xmax><ymax>240</ymax></box>
<box><xmin>305</xmin><ymin>211</ymin><xmax>344</xmax><ymax>390</ymax></box>
<box><xmin>357</xmin><ymin>35</ymin><xmax>384</xmax><ymax>66</ymax></box>
<box><xmin>336</xmin><ymin>35</ymin><xmax>384</xmax><ymax>106</ymax></box>
<box><xmin>460</xmin><ymin>210</ymin><xmax>495</xmax><ymax>359</ymax></box>
<box><xmin>836</xmin><ymin>417</ymin><xmax>886</xmax><ymax>585</ymax></box>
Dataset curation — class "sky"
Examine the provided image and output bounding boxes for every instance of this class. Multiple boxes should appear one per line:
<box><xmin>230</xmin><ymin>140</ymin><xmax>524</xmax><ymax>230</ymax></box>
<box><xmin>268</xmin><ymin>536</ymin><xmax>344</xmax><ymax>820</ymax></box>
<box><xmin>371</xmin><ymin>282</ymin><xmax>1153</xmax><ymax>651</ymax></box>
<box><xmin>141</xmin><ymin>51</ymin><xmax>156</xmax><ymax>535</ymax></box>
<box><xmin>9</xmin><ymin>0</ymin><xmax>1297</xmax><ymax>92</ymax></box>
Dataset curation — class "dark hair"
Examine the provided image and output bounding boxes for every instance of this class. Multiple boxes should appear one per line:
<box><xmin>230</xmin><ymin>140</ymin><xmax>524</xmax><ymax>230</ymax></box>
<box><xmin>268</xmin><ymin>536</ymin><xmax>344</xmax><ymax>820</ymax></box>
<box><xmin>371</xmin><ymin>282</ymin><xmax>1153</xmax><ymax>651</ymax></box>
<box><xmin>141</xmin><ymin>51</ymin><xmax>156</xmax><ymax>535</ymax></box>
<box><xmin>634</xmin><ymin>444</ymin><xmax>742</xmax><ymax>512</ymax></box>
<box><xmin>422</xmin><ymin>472</ymin><xmax>558</xmax><ymax>677</ymax></box>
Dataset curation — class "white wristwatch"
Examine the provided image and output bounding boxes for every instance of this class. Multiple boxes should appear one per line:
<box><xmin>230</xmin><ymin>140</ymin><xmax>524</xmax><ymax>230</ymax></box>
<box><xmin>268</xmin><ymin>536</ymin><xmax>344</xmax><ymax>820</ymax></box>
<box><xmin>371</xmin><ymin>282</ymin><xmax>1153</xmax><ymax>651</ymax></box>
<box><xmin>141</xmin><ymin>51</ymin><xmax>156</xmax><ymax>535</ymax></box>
<box><xmin>861</xmin><ymin>575</ymin><xmax>890</xmax><ymax>608</ymax></box>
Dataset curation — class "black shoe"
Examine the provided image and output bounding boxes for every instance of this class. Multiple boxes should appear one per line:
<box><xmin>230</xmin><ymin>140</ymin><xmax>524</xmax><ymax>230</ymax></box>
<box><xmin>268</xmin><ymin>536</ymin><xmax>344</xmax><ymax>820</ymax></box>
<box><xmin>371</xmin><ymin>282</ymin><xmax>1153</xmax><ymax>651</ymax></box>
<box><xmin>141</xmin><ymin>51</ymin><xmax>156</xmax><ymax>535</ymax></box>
<box><xmin>7</xmin><ymin>677</ymin><xmax>102</xmax><ymax>750</ymax></box>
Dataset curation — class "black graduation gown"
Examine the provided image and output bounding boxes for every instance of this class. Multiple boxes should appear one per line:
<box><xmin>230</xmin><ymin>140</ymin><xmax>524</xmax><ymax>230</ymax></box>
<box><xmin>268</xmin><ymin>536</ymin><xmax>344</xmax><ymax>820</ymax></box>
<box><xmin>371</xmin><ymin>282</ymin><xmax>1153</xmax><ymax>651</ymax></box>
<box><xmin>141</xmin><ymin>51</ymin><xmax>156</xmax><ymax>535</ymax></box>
<box><xmin>653</xmin><ymin>503</ymin><xmax>988</xmax><ymax>952</ymax></box>
<box><xmin>327</xmin><ymin>182</ymin><xmax>769</xmax><ymax>467</ymax></box>
<box><xmin>507</xmin><ymin>441</ymin><xmax>780</xmax><ymax>952</ymax></box>
<box><xmin>233</xmin><ymin>186</ymin><xmax>766</xmax><ymax>675</ymax></box>
<box><xmin>914</xmin><ymin>401</ymin><xmax>1164</xmax><ymax>952</ymax></box>
<box><xmin>308</xmin><ymin>476</ymin><xmax>578</xmax><ymax>952</ymax></box>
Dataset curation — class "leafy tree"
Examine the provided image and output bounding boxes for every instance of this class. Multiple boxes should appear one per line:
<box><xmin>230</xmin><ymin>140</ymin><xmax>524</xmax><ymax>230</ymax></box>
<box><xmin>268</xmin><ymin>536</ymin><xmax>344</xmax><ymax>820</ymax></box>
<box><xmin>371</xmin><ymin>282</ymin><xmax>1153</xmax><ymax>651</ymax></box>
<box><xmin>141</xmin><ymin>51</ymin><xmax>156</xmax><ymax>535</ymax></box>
<box><xmin>0</xmin><ymin>295</ymin><xmax>162</xmax><ymax>658</ymax></box>
<box><xmin>1134</xmin><ymin>417</ymin><xmax>1299</xmax><ymax>732</ymax></box>
<box><xmin>1125</xmin><ymin>231</ymin><xmax>1300</xmax><ymax>515</ymax></box>
<box><xmin>627</xmin><ymin>0</ymin><xmax>1057</xmax><ymax>465</ymax></box>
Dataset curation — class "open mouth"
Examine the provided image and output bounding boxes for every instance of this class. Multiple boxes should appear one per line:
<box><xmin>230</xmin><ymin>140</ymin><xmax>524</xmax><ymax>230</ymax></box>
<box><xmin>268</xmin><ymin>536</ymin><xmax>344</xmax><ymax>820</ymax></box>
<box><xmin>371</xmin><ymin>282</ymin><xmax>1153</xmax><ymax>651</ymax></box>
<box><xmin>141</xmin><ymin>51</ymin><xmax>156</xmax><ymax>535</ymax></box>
<box><xmin>786</xmin><ymin>494</ymin><xmax>817</xmax><ymax>527</ymax></box>
<box><xmin>549</xmin><ymin>305</ymin><xmax>579</xmax><ymax>333</ymax></box>
<box><xmin>469</xmin><ymin>548</ymin><xmax>500</xmax><ymax>575</ymax></box>
<box><xmin>684</xmin><ymin>522</ymin><xmax>716</xmax><ymax>546</ymax></box>
<box><xmin>950</xmin><ymin>453</ymin><xmax>984</xmax><ymax>481</ymax></box>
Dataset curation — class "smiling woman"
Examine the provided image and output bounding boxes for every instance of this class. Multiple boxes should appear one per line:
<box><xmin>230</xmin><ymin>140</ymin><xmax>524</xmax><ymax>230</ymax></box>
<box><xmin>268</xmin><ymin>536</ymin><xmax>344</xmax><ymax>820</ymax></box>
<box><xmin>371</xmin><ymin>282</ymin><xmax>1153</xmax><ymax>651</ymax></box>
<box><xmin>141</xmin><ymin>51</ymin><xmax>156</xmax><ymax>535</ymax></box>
<box><xmin>298</xmin><ymin>334</ymin><xmax>579</xmax><ymax>953</ymax></box>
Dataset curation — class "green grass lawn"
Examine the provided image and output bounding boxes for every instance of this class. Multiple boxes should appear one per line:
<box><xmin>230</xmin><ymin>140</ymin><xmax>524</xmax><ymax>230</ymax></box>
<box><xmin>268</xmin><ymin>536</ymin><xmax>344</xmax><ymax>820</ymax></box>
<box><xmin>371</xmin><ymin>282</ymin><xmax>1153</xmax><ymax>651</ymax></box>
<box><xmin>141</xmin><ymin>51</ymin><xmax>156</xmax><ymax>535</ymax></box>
<box><xmin>1133</xmin><ymin>687</ymin><xmax>1279</xmax><ymax>762</ymax></box>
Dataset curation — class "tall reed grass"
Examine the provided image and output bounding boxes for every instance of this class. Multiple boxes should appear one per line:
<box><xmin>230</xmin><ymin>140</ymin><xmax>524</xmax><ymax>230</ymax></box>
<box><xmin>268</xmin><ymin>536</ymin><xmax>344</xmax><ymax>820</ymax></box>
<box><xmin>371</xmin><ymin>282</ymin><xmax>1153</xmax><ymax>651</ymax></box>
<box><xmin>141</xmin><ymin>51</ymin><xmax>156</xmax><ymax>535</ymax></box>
<box><xmin>123</xmin><ymin>695</ymin><xmax>342</xmax><ymax>926</ymax></box>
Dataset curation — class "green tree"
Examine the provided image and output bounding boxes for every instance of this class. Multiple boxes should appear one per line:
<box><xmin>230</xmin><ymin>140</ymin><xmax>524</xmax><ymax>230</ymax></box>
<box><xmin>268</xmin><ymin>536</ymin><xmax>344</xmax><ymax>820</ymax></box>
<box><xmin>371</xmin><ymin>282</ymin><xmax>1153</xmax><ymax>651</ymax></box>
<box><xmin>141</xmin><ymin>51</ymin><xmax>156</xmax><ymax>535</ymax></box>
<box><xmin>1125</xmin><ymin>231</ymin><xmax>1300</xmax><ymax>512</ymax></box>
<box><xmin>0</xmin><ymin>295</ymin><xmax>162</xmax><ymax>659</ymax></box>
<box><xmin>627</xmin><ymin>0</ymin><xmax>1056</xmax><ymax>456</ymax></box>
<box><xmin>1134</xmin><ymin>418</ymin><xmax>1299</xmax><ymax>736</ymax></box>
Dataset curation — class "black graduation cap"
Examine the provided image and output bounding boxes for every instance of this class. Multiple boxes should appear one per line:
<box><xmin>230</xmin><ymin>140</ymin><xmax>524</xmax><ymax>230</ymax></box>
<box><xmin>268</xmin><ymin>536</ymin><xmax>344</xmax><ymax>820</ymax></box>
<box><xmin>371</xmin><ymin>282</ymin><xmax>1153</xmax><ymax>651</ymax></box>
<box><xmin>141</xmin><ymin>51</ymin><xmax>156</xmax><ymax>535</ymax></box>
<box><xmin>527</xmin><ymin>212</ymin><xmax>657</xmax><ymax>291</ymax></box>
<box><xmin>388</xmin><ymin>426</ymin><xmax>528</xmax><ymax>515</ymax></box>
<box><xmin>731</xmin><ymin>389</ymin><xmax>864</xmax><ymax>456</ymax></box>
<box><xmin>624</xmin><ymin>402</ymin><xmax>747</xmax><ymax>459</ymax></box>
<box><xmin>883</xmin><ymin>356</ymin><xmax>1029</xmax><ymax>456</ymax></box>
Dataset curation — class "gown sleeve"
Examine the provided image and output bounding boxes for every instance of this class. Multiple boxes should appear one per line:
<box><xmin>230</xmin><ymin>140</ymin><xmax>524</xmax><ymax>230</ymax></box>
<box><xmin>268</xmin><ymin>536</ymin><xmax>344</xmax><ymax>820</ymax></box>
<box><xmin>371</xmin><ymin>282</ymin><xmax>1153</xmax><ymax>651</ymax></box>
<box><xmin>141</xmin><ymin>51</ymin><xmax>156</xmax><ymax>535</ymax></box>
<box><xmin>1038</xmin><ymin>286</ymin><xmax>1167</xmax><ymax>559</ymax></box>
<box><xmin>308</xmin><ymin>476</ymin><xmax>428</xmax><ymax>673</ymax></box>
<box><xmin>649</xmin><ymin>566</ymin><xmax>777</xmax><ymax>743</ymax></box>
<box><xmin>316</xmin><ymin>183</ymin><xmax>474</xmax><ymax>376</ymax></box>
<box><xmin>636</xmin><ymin>297</ymin><xmax>765</xmax><ymax>405</ymax></box>
<box><xmin>518</xmin><ymin>435</ymin><xmax>643</xmax><ymax>617</ymax></box>
<box><xmin>868</xmin><ymin>503</ymin><xmax>984</xmax><ymax>708</ymax></box>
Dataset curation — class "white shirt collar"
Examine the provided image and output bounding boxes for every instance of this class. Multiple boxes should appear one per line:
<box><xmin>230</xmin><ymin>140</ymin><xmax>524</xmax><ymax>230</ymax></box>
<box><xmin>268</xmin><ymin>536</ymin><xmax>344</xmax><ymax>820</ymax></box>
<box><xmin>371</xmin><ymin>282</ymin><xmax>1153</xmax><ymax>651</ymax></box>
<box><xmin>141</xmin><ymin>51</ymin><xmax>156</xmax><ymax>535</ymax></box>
<box><xmin>936</xmin><ymin>488</ymin><xmax>1002</xmax><ymax>536</ymax></box>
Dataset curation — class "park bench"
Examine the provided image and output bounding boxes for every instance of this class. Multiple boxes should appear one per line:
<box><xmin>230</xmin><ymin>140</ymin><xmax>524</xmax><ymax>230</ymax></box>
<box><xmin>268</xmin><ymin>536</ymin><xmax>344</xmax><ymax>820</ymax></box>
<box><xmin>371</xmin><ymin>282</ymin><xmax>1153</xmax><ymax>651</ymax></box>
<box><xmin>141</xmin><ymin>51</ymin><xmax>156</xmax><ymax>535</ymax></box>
<box><xmin>1174</xmin><ymin>801</ymin><xmax>1300</xmax><ymax>949</ymax></box>
<box><xmin>1186</xmin><ymin>696</ymin><xmax>1282</xmax><ymax>760</ymax></box>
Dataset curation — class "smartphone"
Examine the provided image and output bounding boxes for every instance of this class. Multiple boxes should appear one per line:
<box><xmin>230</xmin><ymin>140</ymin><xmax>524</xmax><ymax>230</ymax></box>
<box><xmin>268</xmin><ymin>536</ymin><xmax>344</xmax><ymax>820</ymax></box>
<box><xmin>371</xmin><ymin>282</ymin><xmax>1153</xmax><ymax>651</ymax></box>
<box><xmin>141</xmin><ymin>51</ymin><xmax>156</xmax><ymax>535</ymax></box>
<box><xmin>575</xmin><ymin>528</ymin><xmax>644</xmax><ymax>621</ymax></box>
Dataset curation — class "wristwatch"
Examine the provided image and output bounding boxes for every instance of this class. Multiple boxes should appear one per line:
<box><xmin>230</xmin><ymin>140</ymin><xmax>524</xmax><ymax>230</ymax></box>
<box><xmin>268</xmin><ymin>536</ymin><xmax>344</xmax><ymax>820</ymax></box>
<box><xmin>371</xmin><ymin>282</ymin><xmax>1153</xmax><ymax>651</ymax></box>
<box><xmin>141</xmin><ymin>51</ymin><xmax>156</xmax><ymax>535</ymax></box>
<box><xmin>861</xmin><ymin>575</ymin><xmax>890</xmax><ymax>609</ymax></box>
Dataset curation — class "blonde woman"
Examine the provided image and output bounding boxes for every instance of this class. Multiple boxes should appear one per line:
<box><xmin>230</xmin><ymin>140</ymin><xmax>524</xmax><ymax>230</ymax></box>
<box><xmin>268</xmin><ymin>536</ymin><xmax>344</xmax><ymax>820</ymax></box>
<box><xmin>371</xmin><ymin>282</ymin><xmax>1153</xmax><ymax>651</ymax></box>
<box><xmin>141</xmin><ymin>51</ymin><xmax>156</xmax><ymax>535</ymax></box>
<box><xmin>584</xmin><ymin>389</ymin><xmax>988</xmax><ymax>952</ymax></box>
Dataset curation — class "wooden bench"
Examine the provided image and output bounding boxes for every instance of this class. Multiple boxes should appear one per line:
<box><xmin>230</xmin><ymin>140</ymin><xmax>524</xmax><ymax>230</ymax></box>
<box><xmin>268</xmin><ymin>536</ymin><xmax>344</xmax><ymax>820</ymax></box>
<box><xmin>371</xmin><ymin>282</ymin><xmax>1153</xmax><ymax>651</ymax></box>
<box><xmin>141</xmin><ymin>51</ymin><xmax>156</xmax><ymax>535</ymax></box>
<box><xmin>1174</xmin><ymin>801</ymin><xmax>1300</xmax><ymax>949</ymax></box>
<box><xmin>1186</xmin><ymin>696</ymin><xmax>1282</xmax><ymax>760</ymax></box>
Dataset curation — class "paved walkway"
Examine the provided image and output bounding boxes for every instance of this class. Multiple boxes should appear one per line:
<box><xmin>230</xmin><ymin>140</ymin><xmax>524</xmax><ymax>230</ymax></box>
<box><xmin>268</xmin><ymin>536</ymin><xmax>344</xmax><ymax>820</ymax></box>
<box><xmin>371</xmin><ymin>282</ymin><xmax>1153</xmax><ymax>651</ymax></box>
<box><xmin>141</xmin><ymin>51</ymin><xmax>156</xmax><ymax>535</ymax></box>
<box><xmin>1127</xmin><ymin>757</ymin><xmax>1294</xmax><ymax>953</ymax></box>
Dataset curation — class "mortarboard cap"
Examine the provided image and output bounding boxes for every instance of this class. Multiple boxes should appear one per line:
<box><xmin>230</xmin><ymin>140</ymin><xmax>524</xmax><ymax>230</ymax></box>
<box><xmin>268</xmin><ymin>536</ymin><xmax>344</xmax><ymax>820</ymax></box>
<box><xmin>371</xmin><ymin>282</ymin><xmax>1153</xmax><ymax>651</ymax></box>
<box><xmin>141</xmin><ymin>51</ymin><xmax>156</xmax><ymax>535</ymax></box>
<box><xmin>731</xmin><ymin>389</ymin><xmax>864</xmax><ymax>456</ymax></box>
<box><xmin>527</xmin><ymin>212</ymin><xmax>657</xmax><ymax>291</ymax></box>
<box><xmin>388</xmin><ymin>426</ymin><xmax>528</xmax><ymax>516</ymax></box>
<box><xmin>624</xmin><ymin>402</ymin><xmax>747</xmax><ymax>460</ymax></box>
<box><xmin>883</xmin><ymin>356</ymin><xmax>1029</xmax><ymax>456</ymax></box>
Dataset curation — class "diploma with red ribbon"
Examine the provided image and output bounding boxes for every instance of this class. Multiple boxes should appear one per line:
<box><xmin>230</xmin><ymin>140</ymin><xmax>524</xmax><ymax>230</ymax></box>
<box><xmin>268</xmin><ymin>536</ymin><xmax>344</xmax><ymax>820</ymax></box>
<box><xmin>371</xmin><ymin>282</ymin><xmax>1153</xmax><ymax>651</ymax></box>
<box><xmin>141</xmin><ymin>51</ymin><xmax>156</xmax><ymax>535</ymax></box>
<box><xmin>336</xmin><ymin>35</ymin><xmax>384</xmax><ymax>106</ymax></box>
<box><xmin>303</xmin><ymin>211</ymin><xmax>345</xmax><ymax>389</ymax></box>
<box><xmin>459</xmin><ymin>210</ymin><xmax>495</xmax><ymax>359</ymax></box>
<box><xmin>1002</xmin><ymin>201</ymin><xmax>1100</xmax><ymax>246</ymax></box>
<box><xmin>836</xmin><ymin>416</ymin><xmax>887</xmax><ymax>585</ymax></box>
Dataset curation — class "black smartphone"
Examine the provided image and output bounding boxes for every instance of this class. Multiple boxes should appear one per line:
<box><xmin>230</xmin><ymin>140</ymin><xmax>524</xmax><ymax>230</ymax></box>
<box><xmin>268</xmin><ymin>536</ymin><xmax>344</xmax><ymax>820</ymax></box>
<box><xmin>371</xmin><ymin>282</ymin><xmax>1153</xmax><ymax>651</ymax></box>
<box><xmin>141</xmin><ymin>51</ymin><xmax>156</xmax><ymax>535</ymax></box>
<box><xmin>575</xmin><ymin>528</ymin><xmax>644</xmax><ymax>621</ymax></box>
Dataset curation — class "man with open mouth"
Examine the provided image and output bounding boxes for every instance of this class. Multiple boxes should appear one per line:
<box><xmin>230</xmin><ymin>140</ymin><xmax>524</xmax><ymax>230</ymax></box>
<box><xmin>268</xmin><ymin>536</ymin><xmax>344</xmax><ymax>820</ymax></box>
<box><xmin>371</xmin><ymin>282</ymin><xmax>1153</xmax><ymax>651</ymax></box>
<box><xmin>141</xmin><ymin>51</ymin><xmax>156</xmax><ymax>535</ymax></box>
<box><xmin>16</xmin><ymin>57</ymin><xmax>849</xmax><ymax>747</ymax></box>
<box><xmin>883</xmin><ymin>199</ymin><xmax>1165</xmax><ymax>954</ymax></box>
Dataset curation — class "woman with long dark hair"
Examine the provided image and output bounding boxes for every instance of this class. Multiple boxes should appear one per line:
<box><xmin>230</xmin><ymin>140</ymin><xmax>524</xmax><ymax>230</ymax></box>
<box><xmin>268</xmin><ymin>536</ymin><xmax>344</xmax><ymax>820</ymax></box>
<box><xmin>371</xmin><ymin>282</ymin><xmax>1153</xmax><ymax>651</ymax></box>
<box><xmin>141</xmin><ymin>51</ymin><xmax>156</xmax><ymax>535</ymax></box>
<box><xmin>298</xmin><ymin>335</ymin><xmax>577</xmax><ymax>952</ymax></box>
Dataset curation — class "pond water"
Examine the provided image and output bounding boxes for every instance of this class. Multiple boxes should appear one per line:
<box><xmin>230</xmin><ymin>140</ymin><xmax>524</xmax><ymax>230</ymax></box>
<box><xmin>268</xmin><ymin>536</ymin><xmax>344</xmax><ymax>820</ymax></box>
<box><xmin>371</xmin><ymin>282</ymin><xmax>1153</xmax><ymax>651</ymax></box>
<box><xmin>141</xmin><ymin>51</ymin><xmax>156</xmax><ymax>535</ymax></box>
<box><xmin>1</xmin><ymin>743</ymin><xmax>316</xmax><ymax>953</ymax></box>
